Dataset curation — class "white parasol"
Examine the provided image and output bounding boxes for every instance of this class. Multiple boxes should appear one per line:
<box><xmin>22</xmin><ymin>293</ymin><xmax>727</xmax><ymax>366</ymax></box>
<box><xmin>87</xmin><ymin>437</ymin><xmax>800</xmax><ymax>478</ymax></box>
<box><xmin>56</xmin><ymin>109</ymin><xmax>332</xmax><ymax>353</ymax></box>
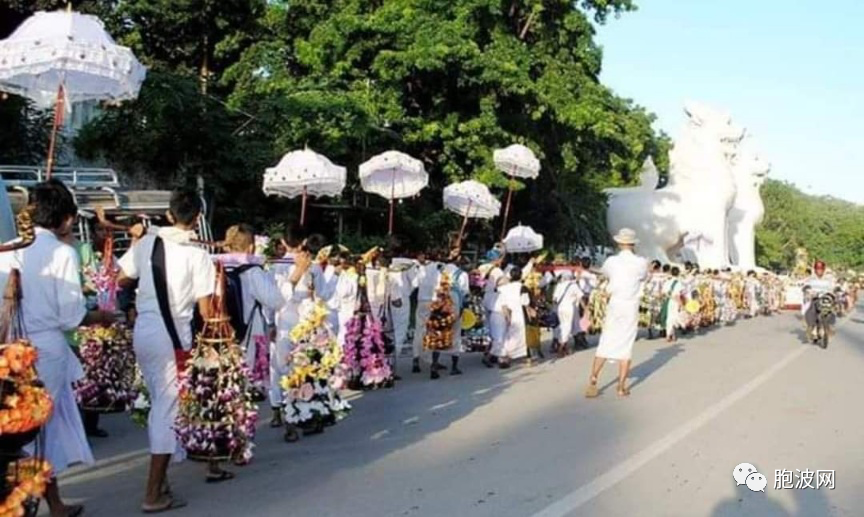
<box><xmin>493</xmin><ymin>144</ymin><xmax>540</xmax><ymax>239</ymax></box>
<box><xmin>503</xmin><ymin>225</ymin><xmax>544</xmax><ymax>254</ymax></box>
<box><xmin>263</xmin><ymin>149</ymin><xmax>346</xmax><ymax>226</ymax></box>
<box><xmin>359</xmin><ymin>150</ymin><xmax>427</xmax><ymax>235</ymax></box>
<box><xmin>0</xmin><ymin>8</ymin><xmax>147</xmax><ymax>178</ymax></box>
<box><xmin>443</xmin><ymin>180</ymin><xmax>501</xmax><ymax>244</ymax></box>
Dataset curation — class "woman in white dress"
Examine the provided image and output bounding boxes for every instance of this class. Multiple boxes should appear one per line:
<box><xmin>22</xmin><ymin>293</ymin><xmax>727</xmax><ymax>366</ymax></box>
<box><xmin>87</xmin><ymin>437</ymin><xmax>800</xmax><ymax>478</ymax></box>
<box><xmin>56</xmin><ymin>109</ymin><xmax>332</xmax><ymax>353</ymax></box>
<box><xmin>481</xmin><ymin>264</ymin><xmax>506</xmax><ymax>367</ymax></box>
<box><xmin>551</xmin><ymin>270</ymin><xmax>581</xmax><ymax>356</ymax></box>
<box><xmin>0</xmin><ymin>180</ymin><xmax>111</xmax><ymax>517</ymax></box>
<box><xmin>662</xmin><ymin>267</ymin><xmax>684</xmax><ymax>343</ymax></box>
<box><xmin>496</xmin><ymin>268</ymin><xmax>529</xmax><ymax>368</ymax></box>
<box><xmin>269</xmin><ymin>244</ymin><xmax>314</xmax><ymax>437</ymax></box>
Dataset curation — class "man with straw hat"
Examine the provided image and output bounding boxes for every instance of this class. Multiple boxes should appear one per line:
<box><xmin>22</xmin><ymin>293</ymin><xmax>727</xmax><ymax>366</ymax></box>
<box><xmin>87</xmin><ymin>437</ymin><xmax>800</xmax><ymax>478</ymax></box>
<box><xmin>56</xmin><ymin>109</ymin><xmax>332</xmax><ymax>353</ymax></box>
<box><xmin>585</xmin><ymin>228</ymin><xmax>648</xmax><ymax>398</ymax></box>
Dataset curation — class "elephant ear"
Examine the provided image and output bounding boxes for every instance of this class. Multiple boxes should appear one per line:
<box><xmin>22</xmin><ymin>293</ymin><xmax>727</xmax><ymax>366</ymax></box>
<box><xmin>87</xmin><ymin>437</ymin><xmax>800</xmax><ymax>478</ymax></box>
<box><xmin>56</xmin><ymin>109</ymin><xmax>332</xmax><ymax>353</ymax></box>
<box><xmin>639</xmin><ymin>158</ymin><xmax>659</xmax><ymax>191</ymax></box>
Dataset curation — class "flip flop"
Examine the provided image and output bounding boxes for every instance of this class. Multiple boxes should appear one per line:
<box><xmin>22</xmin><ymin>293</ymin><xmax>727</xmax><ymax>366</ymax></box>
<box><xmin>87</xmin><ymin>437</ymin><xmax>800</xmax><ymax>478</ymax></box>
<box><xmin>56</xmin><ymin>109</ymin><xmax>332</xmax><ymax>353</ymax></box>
<box><xmin>617</xmin><ymin>387</ymin><xmax>631</xmax><ymax>398</ymax></box>
<box><xmin>585</xmin><ymin>384</ymin><xmax>599</xmax><ymax>398</ymax></box>
<box><xmin>142</xmin><ymin>496</ymin><xmax>188</xmax><ymax>514</ymax></box>
<box><xmin>205</xmin><ymin>470</ymin><xmax>235</xmax><ymax>484</ymax></box>
<box><xmin>67</xmin><ymin>505</ymin><xmax>85</xmax><ymax>517</ymax></box>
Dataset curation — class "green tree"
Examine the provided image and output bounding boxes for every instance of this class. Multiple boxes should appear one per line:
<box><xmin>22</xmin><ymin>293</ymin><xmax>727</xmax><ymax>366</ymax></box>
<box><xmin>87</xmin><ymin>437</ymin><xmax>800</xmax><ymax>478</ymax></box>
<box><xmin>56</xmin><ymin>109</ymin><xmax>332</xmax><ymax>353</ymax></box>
<box><xmin>756</xmin><ymin>179</ymin><xmax>864</xmax><ymax>271</ymax></box>
<box><xmin>218</xmin><ymin>0</ymin><xmax>665</xmax><ymax>247</ymax></box>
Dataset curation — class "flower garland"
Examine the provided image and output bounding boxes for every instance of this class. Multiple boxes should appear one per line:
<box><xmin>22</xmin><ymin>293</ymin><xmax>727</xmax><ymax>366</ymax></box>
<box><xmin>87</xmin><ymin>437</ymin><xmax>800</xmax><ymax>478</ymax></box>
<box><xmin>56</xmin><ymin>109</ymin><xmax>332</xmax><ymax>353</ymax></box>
<box><xmin>250</xmin><ymin>335</ymin><xmax>269</xmax><ymax>390</ymax></box>
<box><xmin>175</xmin><ymin>339</ymin><xmax>258</xmax><ymax>463</ymax></box>
<box><xmin>0</xmin><ymin>458</ymin><xmax>52</xmax><ymax>517</ymax></box>
<box><xmin>343</xmin><ymin>314</ymin><xmax>393</xmax><ymax>388</ymax></box>
<box><xmin>0</xmin><ymin>341</ymin><xmax>52</xmax><ymax>436</ymax></box>
<box><xmin>129</xmin><ymin>368</ymin><xmax>150</xmax><ymax>428</ymax></box>
<box><xmin>74</xmin><ymin>324</ymin><xmax>138</xmax><ymax>412</ymax></box>
<box><xmin>280</xmin><ymin>302</ymin><xmax>351</xmax><ymax>429</ymax></box>
<box><xmin>424</xmin><ymin>273</ymin><xmax>456</xmax><ymax>350</ymax></box>
<box><xmin>84</xmin><ymin>236</ymin><xmax>119</xmax><ymax>312</ymax></box>
<box><xmin>0</xmin><ymin>344</ymin><xmax>36</xmax><ymax>381</ymax></box>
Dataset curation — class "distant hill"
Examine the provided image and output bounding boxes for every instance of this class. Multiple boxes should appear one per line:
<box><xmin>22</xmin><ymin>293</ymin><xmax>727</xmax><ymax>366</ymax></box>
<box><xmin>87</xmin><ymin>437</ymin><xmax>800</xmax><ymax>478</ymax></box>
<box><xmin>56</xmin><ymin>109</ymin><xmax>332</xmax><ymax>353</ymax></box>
<box><xmin>756</xmin><ymin>179</ymin><xmax>864</xmax><ymax>272</ymax></box>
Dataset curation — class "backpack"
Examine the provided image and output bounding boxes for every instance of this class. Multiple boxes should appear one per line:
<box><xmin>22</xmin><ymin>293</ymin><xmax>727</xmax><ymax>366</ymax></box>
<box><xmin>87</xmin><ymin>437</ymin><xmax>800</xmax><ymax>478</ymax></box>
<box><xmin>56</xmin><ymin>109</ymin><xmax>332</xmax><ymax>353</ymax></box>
<box><xmin>224</xmin><ymin>264</ymin><xmax>263</xmax><ymax>344</ymax></box>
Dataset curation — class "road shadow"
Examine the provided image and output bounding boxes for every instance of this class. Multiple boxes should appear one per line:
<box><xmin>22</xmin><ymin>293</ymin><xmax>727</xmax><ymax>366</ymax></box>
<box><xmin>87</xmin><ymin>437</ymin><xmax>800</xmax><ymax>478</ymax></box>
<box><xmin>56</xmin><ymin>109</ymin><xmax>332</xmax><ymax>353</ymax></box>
<box><xmin>710</xmin><ymin>480</ymin><xmax>835</xmax><ymax>517</ymax></box>
<box><xmin>598</xmin><ymin>344</ymin><xmax>685</xmax><ymax>393</ymax></box>
<box><xmin>61</xmin><ymin>348</ymin><xmax>538</xmax><ymax>515</ymax></box>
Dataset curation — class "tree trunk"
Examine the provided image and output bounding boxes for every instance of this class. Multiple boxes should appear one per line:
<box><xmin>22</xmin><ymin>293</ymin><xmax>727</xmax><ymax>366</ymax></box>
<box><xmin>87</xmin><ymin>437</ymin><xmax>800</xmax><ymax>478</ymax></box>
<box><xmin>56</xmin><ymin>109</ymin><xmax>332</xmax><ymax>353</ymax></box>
<box><xmin>200</xmin><ymin>34</ymin><xmax>210</xmax><ymax>95</ymax></box>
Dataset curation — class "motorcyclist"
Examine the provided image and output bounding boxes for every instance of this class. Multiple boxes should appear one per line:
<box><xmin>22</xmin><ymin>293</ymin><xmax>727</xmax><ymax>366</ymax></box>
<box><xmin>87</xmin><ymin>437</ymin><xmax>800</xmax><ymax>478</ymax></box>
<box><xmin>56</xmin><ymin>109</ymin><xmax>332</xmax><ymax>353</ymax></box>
<box><xmin>802</xmin><ymin>260</ymin><xmax>836</xmax><ymax>342</ymax></box>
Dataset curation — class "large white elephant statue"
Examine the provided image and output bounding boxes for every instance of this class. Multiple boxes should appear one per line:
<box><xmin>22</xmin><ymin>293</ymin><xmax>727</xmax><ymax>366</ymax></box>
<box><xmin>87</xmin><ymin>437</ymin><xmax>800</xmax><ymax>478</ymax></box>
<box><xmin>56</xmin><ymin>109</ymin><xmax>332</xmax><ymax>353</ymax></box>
<box><xmin>727</xmin><ymin>147</ymin><xmax>770</xmax><ymax>270</ymax></box>
<box><xmin>605</xmin><ymin>102</ymin><xmax>743</xmax><ymax>268</ymax></box>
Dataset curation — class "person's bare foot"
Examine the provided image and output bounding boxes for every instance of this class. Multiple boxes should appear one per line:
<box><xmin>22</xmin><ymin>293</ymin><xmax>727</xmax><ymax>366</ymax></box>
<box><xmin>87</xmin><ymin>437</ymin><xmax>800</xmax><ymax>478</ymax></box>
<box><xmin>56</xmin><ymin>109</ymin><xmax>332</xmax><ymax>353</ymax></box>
<box><xmin>142</xmin><ymin>495</ymin><xmax>188</xmax><ymax>514</ymax></box>
<box><xmin>585</xmin><ymin>376</ymin><xmax>599</xmax><ymax>398</ymax></box>
<box><xmin>617</xmin><ymin>385</ymin><xmax>631</xmax><ymax>397</ymax></box>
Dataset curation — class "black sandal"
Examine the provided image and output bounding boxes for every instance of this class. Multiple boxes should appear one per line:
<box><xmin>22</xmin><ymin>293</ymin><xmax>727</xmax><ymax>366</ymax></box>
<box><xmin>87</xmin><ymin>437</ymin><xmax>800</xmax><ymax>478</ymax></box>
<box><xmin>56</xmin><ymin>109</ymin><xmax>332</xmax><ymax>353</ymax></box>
<box><xmin>205</xmin><ymin>470</ymin><xmax>235</xmax><ymax>484</ymax></box>
<box><xmin>284</xmin><ymin>425</ymin><xmax>300</xmax><ymax>443</ymax></box>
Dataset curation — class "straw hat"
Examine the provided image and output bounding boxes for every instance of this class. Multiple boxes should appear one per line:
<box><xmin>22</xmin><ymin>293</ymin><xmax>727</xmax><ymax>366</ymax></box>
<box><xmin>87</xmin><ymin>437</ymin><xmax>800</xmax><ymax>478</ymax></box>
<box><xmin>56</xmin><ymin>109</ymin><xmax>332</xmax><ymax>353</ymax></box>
<box><xmin>612</xmin><ymin>228</ymin><xmax>638</xmax><ymax>245</ymax></box>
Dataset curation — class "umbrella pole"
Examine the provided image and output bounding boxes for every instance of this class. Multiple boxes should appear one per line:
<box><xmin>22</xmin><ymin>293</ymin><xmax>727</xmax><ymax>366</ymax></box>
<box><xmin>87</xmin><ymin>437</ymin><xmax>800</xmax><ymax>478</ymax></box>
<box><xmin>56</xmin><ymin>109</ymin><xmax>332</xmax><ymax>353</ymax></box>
<box><xmin>457</xmin><ymin>200</ymin><xmax>473</xmax><ymax>244</ymax></box>
<box><xmin>45</xmin><ymin>84</ymin><xmax>66</xmax><ymax>180</ymax></box>
<box><xmin>300</xmin><ymin>186</ymin><xmax>308</xmax><ymax>227</ymax></box>
<box><xmin>388</xmin><ymin>168</ymin><xmax>396</xmax><ymax>235</ymax></box>
<box><xmin>500</xmin><ymin>181</ymin><xmax>514</xmax><ymax>240</ymax></box>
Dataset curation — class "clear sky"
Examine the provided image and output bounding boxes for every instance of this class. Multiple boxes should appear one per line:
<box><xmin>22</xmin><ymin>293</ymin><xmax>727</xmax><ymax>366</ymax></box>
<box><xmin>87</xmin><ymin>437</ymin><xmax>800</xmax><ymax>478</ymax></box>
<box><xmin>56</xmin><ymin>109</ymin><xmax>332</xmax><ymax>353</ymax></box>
<box><xmin>595</xmin><ymin>0</ymin><xmax>863</xmax><ymax>203</ymax></box>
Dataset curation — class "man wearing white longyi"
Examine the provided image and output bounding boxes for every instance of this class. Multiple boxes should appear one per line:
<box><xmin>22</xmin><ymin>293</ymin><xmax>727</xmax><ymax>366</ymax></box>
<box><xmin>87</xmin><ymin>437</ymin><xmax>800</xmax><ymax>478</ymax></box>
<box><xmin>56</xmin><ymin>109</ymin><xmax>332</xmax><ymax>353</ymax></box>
<box><xmin>585</xmin><ymin>228</ymin><xmax>648</xmax><ymax>399</ymax></box>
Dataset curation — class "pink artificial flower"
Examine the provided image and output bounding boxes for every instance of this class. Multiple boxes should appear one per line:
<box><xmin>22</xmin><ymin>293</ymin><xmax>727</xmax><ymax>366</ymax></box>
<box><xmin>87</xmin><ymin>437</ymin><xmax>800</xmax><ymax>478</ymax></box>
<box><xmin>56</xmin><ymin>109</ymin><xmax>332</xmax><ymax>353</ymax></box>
<box><xmin>299</xmin><ymin>383</ymin><xmax>315</xmax><ymax>402</ymax></box>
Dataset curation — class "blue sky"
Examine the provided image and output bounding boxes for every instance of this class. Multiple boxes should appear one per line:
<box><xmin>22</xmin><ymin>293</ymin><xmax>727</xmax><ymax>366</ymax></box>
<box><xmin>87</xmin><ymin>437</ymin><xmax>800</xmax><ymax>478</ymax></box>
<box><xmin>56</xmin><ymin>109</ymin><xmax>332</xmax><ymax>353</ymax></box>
<box><xmin>595</xmin><ymin>0</ymin><xmax>863</xmax><ymax>203</ymax></box>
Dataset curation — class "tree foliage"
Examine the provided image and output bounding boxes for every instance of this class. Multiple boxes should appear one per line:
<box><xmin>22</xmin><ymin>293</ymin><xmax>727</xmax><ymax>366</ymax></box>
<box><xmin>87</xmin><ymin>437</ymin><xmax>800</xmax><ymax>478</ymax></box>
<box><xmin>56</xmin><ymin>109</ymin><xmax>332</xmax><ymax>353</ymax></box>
<box><xmin>756</xmin><ymin>179</ymin><xmax>864</xmax><ymax>272</ymax></box>
<box><xmin>2</xmin><ymin>0</ymin><xmax>669</xmax><ymax>250</ymax></box>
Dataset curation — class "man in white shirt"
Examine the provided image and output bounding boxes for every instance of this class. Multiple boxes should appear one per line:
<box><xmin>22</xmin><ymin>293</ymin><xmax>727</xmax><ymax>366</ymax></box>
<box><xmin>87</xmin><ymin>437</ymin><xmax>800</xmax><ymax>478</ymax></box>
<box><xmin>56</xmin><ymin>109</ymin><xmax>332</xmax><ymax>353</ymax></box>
<box><xmin>585</xmin><ymin>228</ymin><xmax>648</xmax><ymax>399</ymax></box>
<box><xmin>802</xmin><ymin>260</ymin><xmax>837</xmax><ymax>341</ymax></box>
<box><xmin>0</xmin><ymin>180</ymin><xmax>112</xmax><ymax>517</ymax></box>
<box><xmin>219</xmin><ymin>225</ymin><xmax>285</xmax><ymax>396</ymax></box>
<box><xmin>118</xmin><ymin>190</ymin><xmax>216</xmax><ymax>512</ymax></box>
<box><xmin>411</xmin><ymin>251</ymin><xmax>440</xmax><ymax>373</ymax></box>
<box><xmin>269</xmin><ymin>238</ymin><xmax>315</xmax><ymax>437</ymax></box>
<box><xmin>551</xmin><ymin>269</ymin><xmax>583</xmax><ymax>355</ymax></box>
<box><xmin>390</xmin><ymin>257</ymin><xmax>416</xmax><ymax>357</ymax></box>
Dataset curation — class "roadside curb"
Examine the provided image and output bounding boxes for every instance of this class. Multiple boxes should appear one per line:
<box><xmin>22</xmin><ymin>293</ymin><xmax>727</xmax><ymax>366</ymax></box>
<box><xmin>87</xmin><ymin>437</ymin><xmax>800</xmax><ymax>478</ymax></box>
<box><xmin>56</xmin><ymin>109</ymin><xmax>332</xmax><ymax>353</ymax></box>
<box><xmin>59</xmin><ymin>448</ymin><xmax>149</xmax><ymax>483</ymax></box>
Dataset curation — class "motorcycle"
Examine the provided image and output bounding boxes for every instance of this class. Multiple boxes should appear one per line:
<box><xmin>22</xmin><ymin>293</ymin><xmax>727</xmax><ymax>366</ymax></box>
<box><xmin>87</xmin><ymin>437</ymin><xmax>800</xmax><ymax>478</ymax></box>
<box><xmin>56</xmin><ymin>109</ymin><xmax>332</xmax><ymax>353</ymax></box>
<box><xmin>834</xmin><ymin>288</ymin><xmax>849</xmax><ymax>317</ymax></box>
<box><xmin>811</xmin><ymin>293</ymin><xmax>836</xmax><ymax>349</ymax></box>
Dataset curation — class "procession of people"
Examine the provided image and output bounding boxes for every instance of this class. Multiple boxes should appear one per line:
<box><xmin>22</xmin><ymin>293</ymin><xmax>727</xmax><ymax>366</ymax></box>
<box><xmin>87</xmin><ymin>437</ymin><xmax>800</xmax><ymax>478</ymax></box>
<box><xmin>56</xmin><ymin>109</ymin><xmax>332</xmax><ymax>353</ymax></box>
<box><xmin>0</xmin><ymin>180</ymin><xmax>860</xmax><ymax>515</ymax></box>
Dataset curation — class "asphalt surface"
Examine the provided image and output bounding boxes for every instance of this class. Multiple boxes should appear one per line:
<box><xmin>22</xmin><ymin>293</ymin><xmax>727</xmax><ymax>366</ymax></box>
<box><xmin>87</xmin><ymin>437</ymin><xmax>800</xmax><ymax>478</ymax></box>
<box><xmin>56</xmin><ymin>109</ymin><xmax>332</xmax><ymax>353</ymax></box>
<box><xmin>49</xmin><ymin>305</ymin><xmax>864</xmax><ymax>516</ymax></box>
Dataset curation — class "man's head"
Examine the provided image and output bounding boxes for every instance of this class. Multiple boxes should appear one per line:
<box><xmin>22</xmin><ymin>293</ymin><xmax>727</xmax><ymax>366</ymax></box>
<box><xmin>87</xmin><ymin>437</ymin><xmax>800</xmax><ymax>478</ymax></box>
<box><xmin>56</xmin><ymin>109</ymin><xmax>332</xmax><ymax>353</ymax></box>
<box><xmin>671</xmin><ymin>266</ymin><xmax>680</xmax><ymax>278</ymax></box>
<box><xmin>662</xmin><ymin>264</ymin><xmax>671</xmax><ymax>274</ymax></box>
<box><xmin>167</xmin><ymin>190</ymin><xmax>202</xmax><ymax>229</ymax></box>
<box><xmin>814</xmin><ymin>260</ymin><xmax>826</xmax><ymax>278</ymax></box>
<box><xmin>509</xmin><ymin>267</ymin><xmax>522</xmax><ymax>283</ymax></box>
<box><xmin>611</xmin><ymin>228</ymin><xmax>638</xmax><ymax>252</ymax></box>
<box><xmin>650</xmin><ymin>259</ymin><xmax>661</xmax><ymax>272</ymax></box>
<box><xmin>224</xmin><ymin>224</ymin><xmax>256</xmax><ymax>254</ymax></box>
<box><xmin>30</xmin><ymin>179</ymin><xmax>77</xmax><ymax>236</ymax></box>
<box><xmin>580</xmin><ymin>256</ymin><xmax>592</xmax><ymax>270</ymax></box>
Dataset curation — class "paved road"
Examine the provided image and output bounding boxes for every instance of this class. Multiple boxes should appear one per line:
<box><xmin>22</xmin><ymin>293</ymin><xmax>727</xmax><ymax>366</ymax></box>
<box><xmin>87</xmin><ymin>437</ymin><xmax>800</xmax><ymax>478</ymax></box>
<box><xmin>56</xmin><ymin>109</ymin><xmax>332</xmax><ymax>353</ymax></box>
<box><xmin>50</xmin><ymin>306</ymin><xmax>864</xmax><ymax>516</ymax></box>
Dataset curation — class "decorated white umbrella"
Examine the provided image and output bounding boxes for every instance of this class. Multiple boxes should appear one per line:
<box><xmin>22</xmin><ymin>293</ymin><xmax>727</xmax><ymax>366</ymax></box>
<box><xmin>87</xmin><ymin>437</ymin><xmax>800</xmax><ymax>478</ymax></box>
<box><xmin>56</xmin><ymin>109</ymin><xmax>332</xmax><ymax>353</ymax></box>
<box><xmin>493</xmin><ymin>144</ymin><xmax>540</xmax><ymax>239</ymax></box>
<box><xmin>263</xmin><ymin>149</ymin><xmax>346</xmax><ymax>226</ymax></box>
<box><xmin>0</xmin><ymin>8</ymin><xmax>147</xmax><ymax>178</ymax></box>
<box><xmin>443</xmin><ymin>180</ymin><xmax>501</xmax><ymax>244</ymax></box>
<box><xmin>503</xmin><ymin>224</ymin><xmax>544</xmax><ymax>254</ymax></box>
<box><xmin>359</xmin><ymin>150</ymin><xmax>427</xmax><ymax>235</ymax></box>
